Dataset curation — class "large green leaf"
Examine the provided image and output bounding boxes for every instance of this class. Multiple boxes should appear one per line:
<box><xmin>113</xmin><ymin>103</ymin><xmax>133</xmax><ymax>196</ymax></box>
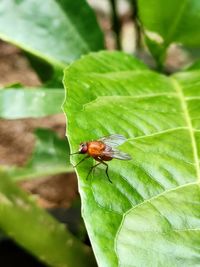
<box><xmin>138</xmin><ymin>0</ymin><xmax>200</xmax><ymax>67</ymax></box>
<box><xmin>0</xmin><ymin>88</ymin><xmax>64</xmax><ymax>119</ymax></box>
<box><xmin>63</xmin><ymin>51</ymin><xmax>200</xmax><ymax>267</ymax></box>
<box><xmin>0</xmin><ymin>0</ymin><xmax>103</xmax><ymax>68</ymax></box>
<box><xmin>6</xmin><ymin>128</ymin><xmax>73</xmax><ymax>181</ymax></box>
<box><xmin>0</xmin><ymin>170</ymin><xmax>96</xmax><ymax>267</ymax></box>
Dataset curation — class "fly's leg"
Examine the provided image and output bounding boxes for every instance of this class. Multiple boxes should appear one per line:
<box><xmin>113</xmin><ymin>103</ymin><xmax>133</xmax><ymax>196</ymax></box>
<box><xmin>73</xmin><ymin>155</ymin><xmax>90</xmax><ymax>168</ymax></box>
<box><xmin>101</xmin><ymin>161</ymin><xmax>112</xmax><ymax>183</ymax></box>
<box><xmin>86</xmin><ymin>162</ymin><xmax>101</xmax><ymax>180</ymax></box>
<box><xmin>96</xmin><ymin>157</ymin><xmax>112</xmax><ymax>183</ymax></box>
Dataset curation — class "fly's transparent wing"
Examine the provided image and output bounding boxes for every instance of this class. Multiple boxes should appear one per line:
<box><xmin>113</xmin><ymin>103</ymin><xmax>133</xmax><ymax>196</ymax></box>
<box><xmin>102</xmin><ymin>148</ymin><xmax>132</xmax><ymax>160</ymax></box>
<box><xmin>99</xmin><ymin>134</ymin><xmax>127</xmax><ymax>147</ymax></box>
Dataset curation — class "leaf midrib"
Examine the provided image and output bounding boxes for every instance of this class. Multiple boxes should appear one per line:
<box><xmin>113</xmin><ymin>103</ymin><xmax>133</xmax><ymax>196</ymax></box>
<box><xmin>171</xmin><ymin>77</ymin><xmax>200</xmax><ymax>181</ymax></box>
<box><xmin>0</xmin><ymin>33</ymin><xmax>66</xmax><ymax>69</ymax></box>
<box><xmin>114</xmin><ymin>76</ymin><xmax>200</xmax><ymax>263</ymax></box>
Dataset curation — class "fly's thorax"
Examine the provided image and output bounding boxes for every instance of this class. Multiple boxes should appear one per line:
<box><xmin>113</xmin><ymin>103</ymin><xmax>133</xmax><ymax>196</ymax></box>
<box><xmin>87</xmin><ymin>141</ymin><xmax>106</xmax><ymax>157</ymax></box>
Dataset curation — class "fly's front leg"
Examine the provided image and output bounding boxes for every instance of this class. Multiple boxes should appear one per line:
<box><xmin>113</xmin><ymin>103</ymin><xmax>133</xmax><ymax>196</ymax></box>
<box><xmin>73</xmin><ymin>155</ymin><xmax>90</xmax><ymax>168</ymax></box>
<box><xmin>86</xmin><ymin>162</ymin><xmax>101</xmax><ymax>180</ymax></box>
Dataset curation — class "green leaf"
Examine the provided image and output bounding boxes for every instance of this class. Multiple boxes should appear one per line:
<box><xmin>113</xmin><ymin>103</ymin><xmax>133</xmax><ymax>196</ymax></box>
<box><xmin>63</xmin><ymin>51</ymin><xmax>200</xmax><ymax>266</ymax></box>
<box><xmin>0</xmin><ymin>171</ymin><xmax>96</xmax><ymax>267</ymax></box>
<box><xmin>6</xmin><ymin>128</ymin><xmax>73</xmax><ymax>182</ymax></box>
<box><xmin>116</xmin><ymin>183</ymin><xmax>200</xmax><ymax>267</ymax></box>
<box><xmin>0</xmin><ymin>88</ymin><xmax>64</xmax><ymax>119</ymax></box>
<box><xmin>0</xmin><ymin>0</ymin><xmax>104</xmax><ymax>68</ymax></box>
<box><xmin>185</xmin><ymin>60</ymin><xmax>200</xmax><ymax>71</ymax></box>
<box><xmin>138</xmin><ymin>0</ymin><xmax>200</xmax><ymax>46</ymax></box>
<box><xmin>138</xmin><ymin>0</ymin><xmax>200</xmax><ymax>67</ymax></box>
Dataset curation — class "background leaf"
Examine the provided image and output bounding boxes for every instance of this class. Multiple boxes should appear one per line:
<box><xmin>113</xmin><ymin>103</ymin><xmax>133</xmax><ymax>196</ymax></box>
<box><xmin>0</xmin><ymin>88</ymin><xmax>64</xmax><ymax>119</ymax></box>
<box><xmin>6</xmin><ymin>128</ymin><xmax>73</xmax><ymax>182</ymax></box>
<box><xmin>138</xmin><ymin>0</ymin><xmax>200</xmax><ymax>46</ymax></box>
<box><xmin>63</xmin><ymin>51</ymin><xmax>200</xmax><ymax>267</ymax></box>
<box><xmin>185</xmin><ymin>60</ymin><xmax>200</xmax><ymax>71</ymax></box>
<box><xmin>0</xmin><ymin>0</ymin><xmax>104</xmax><ymax>68</ymax></box>
<box><xmin>0</xmin><ymin>171</ymin><xmax>96</xmax><ymax>267</ymax></box>
<box><xmin>138</xmin><ymin>0</ymin><xmax>200</xmax><ymax>66</ymax></box>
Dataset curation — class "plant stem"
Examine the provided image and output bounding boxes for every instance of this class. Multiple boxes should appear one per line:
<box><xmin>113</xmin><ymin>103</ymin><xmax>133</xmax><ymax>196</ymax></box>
<box><xmin>131</xmin><ymin>0</ymin><xmax>141</xmax><ymax>49</ymax></box>
<box><xmin>110</xmin><ymin>0</ymin><xmax>121</xmax><ymax>50</ymax></box>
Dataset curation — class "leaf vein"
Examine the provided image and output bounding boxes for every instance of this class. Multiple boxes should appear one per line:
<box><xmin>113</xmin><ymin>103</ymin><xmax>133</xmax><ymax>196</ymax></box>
<box><xmin>128</xmin><ymin>127</ymin><xmax>188</xmax><ymax>141</ymax></box>
<box><xmin>171</xmin><ymin>78</ymin><xmax>200</xmax><ymax>180</ymax></box>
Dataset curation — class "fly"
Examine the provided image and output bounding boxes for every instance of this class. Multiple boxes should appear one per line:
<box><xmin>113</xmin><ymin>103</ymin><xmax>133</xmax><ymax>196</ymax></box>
<box><xmin>70</xmin><ymin>134</ymin><xmax>132</xmax><ymax>183</ymax></box>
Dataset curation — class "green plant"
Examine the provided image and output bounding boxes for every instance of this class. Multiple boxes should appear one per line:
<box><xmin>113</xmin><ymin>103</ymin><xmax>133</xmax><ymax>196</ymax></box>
<box><xmin>1</xmin><ymin>0</ymin><xmax>200</xmax><ymax>267</ymax></box>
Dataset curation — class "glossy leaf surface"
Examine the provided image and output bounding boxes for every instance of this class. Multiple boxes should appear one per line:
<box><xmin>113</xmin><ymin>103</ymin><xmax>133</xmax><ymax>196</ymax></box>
<box><xmin>63</xmin><ymin>51</ymin><xmax>200</xmax><ymax>267</ymax></box>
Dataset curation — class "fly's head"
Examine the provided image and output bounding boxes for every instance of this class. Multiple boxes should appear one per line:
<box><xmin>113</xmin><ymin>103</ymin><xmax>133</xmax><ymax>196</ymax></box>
<box><xmin>79</xmin><ymin>142</ymin><xmax>88</xmax><ymax>154</ymax></box>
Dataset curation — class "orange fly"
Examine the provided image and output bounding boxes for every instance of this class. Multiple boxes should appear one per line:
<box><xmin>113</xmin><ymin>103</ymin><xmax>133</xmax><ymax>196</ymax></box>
<box><xmin>70</xmin><ymin>134</ymin><xmax>132</xmax><ymax>183</ymax></box>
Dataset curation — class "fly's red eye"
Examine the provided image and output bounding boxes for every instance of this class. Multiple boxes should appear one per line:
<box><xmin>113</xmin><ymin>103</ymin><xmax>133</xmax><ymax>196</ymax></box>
<box><xmin>82</xmin><ymin>145</ymin><xmax>87</xmax><ymax>153</ymax></box>
<box><xmin>79</xmin><ymin>143</ymin><xmax>87</xmax><ymax>154</ymax></box>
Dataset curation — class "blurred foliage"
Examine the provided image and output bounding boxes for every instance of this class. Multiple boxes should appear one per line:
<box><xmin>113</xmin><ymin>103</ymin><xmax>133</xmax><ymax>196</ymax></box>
<box><xmin>0</xmin><ymin>0</ymin><xmax>104</xmax><ymax>266</ymax></box>
<box><xmin>0</xmin><ymin>171</ymin><xmax>96</xmax><ymax>267</ymax></box>
<box><xmin>0</xmin><ymin>0</ymin><xmax>104</xmax><ymax>68</ymax></box>
<box><xmin>0</xmin><ymin>88</ymin><xmax>64</xmax><ymax>119</ymax></box>
<box><xmin>5</xmin><ymin>128</ymin><xmax>73</xmax><ymax>182</ymax></box>
<box><xmin>138</xmin><ymin>0</ymin><xmax>200</xmax><ymax>68</ymax></box>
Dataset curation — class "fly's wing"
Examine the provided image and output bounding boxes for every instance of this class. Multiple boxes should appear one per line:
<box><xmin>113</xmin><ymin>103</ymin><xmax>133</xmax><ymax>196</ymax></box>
<box><xmin>102</xmin><ymin>148</ymin><xmax>132</xmax><ymax>160</ymax></box>
<box><xmin>99</xmin><ymin>134</ymin><xmax>127</xmax><ymax>147</ymax></box>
